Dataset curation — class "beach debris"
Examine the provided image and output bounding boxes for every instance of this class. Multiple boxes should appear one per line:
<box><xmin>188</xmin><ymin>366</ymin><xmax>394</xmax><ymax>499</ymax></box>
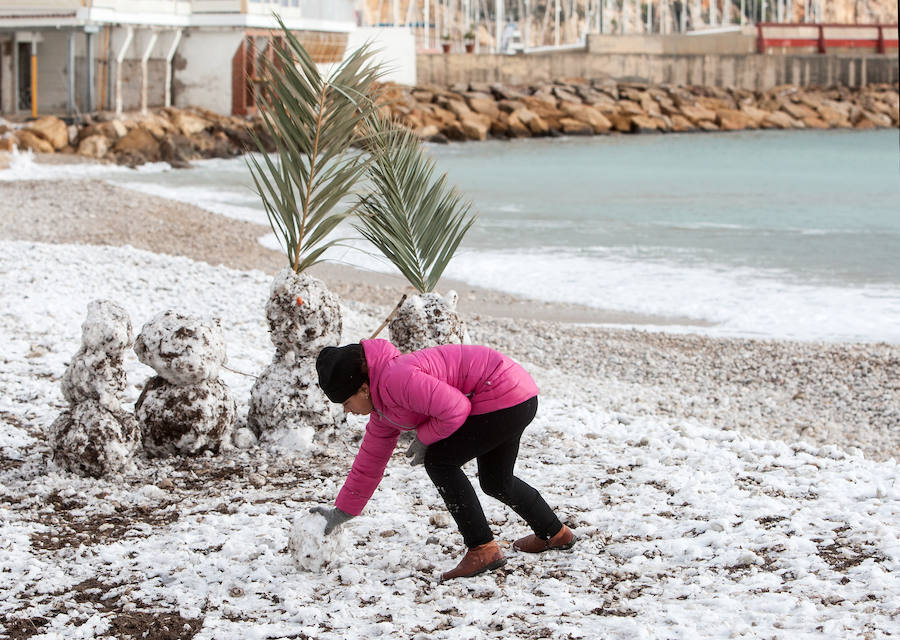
<box><xmin>50</xmin><ymin>300</ymin><xmax>141</xmax><ymax>477</ymax></box>
<box><xmin>389</xmin><ymin>291</ymin><xmax>468</xmax><ymax>353</ymax></box>
<box><xmin>289</xmin><ymin>511</ymin><xmax>348</xmax><ymax>572</ymax></box>
<box><xmin>248</xmin><ymin>269</ymin><xmax>345</xmax><ymax>447</ymax></box>
<box><xmin>134</xmin><ymin>310</ymin><xmax>236</xmax><ymax>456</ymax></box>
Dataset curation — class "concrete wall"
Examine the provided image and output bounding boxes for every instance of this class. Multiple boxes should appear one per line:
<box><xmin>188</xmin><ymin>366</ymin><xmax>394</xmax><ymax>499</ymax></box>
<box><xmin>587</xmin><ymin>32</ymin><xmax>757</xmax><ymax>55</ymax></box>
<box><xmin>344</xmin><ymin>27</ymin><xmax>416</xmax><ymax>86</ymax></box>
<box><xmin>173</xmin><ymin>29</ymin><xmax>243</xmax><ymax>114</ymax></box>
<box><xmin>417</xmin><ymin>49</ymin><xmax>900</xmax><ymax>90</ymax></box>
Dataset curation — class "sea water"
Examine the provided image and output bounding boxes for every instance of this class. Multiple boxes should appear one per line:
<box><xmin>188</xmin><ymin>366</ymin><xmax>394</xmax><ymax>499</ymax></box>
<box><xmin>3</xmin><ymin>129</ymin><xmax>898</xmax><ymax>343</ymax></box>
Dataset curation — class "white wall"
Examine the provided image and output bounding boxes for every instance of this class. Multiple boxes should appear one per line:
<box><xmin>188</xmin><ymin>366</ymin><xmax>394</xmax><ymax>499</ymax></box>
<box><xmin>173</xmin><ymin>29</ymin><xmax>243</xmax><ymax>114</ymax></box>
<box><xmin>345</xmin><ymin>27</ymin><xmax>416</xmax><ymax>86</ymax></box>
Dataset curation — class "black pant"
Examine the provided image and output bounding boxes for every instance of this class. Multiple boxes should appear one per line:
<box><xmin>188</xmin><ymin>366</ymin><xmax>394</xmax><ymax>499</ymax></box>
<box><xmin>424</xmin><ymin>396</ymin><xmax>563</xmax><ymax>548</ymax></box>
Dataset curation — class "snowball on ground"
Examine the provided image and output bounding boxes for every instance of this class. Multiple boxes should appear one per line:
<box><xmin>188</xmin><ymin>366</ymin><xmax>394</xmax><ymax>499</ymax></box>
<box><xmin>264</xmin><ymin>268</ymin><xmax>342</xmax><ymax>359</ymax></box>
<box><xmin>137</xmin><ymin>376</ymin><xmax>236</xmax><ymax>457</ymax></box>
<box><xmin>49</xmin><ymin>401</ymin><xmax>140</xmax><ymax>477</ymax></box>
<box><xmin>389</xmin><ymin>290</ymin><xmax>468</xmax><ymax>353</ymax></box>
<box><xmin>289</xmin><ymin>511</ymin><xmax>349</xmax><ymax>573</ymax></box>
<box><xmin>134</xmin><ymin>310</ymin><xmax>227</xmax><ymax>385</ymax></box>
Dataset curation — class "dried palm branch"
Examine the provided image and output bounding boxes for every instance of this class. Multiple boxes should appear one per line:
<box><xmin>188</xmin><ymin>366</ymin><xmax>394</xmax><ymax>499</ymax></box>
<box><xmin>355</xmin><ymin>117</ymin><xmax>476</xmax><ymax>293</ymax></box>
<box><xmin>248</xmin><ymin>18</ymin><xmax>384</xmax><ymax>273</ymax></box>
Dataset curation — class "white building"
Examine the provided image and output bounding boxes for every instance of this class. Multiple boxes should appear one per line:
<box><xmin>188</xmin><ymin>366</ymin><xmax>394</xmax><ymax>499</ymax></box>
<box><xmin>0</xmin><ymin>0</ymin><xmax>363</xmax><ymax>117</ymax></box>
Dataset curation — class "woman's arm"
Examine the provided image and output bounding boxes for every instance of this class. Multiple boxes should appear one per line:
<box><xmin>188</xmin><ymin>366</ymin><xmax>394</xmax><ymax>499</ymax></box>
<box><xmin>334</xmin><ymin>420</ymin><xmax>400</xmax><ymax>516</ymax></box>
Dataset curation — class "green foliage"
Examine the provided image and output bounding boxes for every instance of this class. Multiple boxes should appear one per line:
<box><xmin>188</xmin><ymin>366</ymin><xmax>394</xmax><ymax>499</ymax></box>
<box><xmin>355</xmin><ymin>116</ymin><xmax>476</xmax><ymax>294</ymax></box>
<box><xmin>247</xmin><ymin>17</ymin><xmax>383</xmax><ymax>273</ymax></box>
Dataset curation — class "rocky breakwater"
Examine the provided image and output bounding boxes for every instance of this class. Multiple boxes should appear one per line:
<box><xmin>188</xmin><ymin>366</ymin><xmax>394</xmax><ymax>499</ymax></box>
<box><xmin>382</xmin><ymin>80</ymin><xmax>899</xmax><ymax>141</ymax></box>
<box><xmin>0</xmin><ymin>81</ymin><xmax>895</xmax><ymax>167</ymax></box>
<box><xmin>0</xmin><ymin>106</ymin><xmax>275</xmax><ymax>167</ymax></box>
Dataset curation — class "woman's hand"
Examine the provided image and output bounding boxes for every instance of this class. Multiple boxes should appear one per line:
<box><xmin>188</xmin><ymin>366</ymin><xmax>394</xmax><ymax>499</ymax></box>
<box><xmin>309</xmin><ymin>506</ymin><xmax>354</xmax><ymax>535</ymax></box>
<box><xmin>405</xmin><ymin>437</ymin><xmax>428</xmax><ymax>466</ymax></box>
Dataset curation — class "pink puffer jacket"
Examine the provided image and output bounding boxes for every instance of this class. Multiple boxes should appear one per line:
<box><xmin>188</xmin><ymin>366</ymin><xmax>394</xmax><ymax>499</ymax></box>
<box><xmin>334</xmin><ymin>339</ymin><xmax>539</xmax><ymax>516</ymax></box>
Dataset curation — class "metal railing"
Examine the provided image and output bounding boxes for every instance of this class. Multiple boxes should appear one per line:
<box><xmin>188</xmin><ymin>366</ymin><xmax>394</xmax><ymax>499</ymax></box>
<box><xmin>756</xmin><ymin>23</ymin><xmax>899</xmax><ymax>54</ymax></box>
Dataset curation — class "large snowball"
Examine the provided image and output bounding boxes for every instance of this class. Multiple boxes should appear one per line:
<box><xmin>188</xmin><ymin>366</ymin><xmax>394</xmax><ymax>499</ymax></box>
<box><xmin>137</xmin><ymin>377</ymin><xmax>236</xmax><ymax>457</ymax></box>
<box><xmin>289</xmin><ymin>511</ymin><xmax>348</xmax><ymax>572</ymax></box>
<box><xmin>389</xmin><ymin>291</ymin><xmax>467</xmax><ymax>353</ymax></box>
<box><xmin>61</xmin><ymin>348</ymin><xmax>127</xmax><ymax>407</ymax></box>
<box><xmin>247</xmin><ymin>357</ymin><xmax>343</xmax><ymax>445</ymax></box>
<box><xmin>81</xmin><ymin>299</ymin><xmax>133</xmax><ymax>354</ymax></box>
<box><xmin>134</xmin><ymin>310</ymin><xmax>226</xmax><ymax>385</ymax></box>
<box><xmin>50</xmin><ymin>401</ymin><xmax>140</xmax><ymax>477</ymax></box>
<box><xmin>265</xmin><ymin>269</ymin><xmax>342</xmax><ymax>359</ymax></box>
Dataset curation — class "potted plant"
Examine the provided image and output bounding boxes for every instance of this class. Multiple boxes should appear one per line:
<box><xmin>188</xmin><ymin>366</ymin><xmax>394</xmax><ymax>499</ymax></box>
<box><xmin>355</xmin><ymin>115</ymin><xmax>476</xmax><ymax>352</ymax></box>
<box><xmin>441</xmin><ymin>33</ymin><xmax>451</xmax><ymax>53</ymax></box>
<box><xmin>463</xmin><ymin>28</ymin><xmax>476</xmax><ymax>53</ymax></box>
<box><xmin>246</xmin><ymin>18</ymin><xmax>384</xmax><ymax>446</ymax></box>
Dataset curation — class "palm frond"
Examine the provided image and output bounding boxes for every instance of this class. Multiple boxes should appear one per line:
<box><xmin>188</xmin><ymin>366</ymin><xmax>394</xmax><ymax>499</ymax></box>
<box><xmin>355</xmin><ymin>117</ymin><xmax>476</xmax><ymax>293</ymax></box>
<box><xmin>247</xmin><ymin>17</ymin><xmax>385</xmax><ymax>272</ymax></box>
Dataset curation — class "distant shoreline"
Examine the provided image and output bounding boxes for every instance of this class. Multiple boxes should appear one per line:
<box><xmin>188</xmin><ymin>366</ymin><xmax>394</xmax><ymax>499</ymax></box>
<box><xmin>1</xmin><ymin>80</ymin><xmax>896</xmax><ymax>168</ymax></box>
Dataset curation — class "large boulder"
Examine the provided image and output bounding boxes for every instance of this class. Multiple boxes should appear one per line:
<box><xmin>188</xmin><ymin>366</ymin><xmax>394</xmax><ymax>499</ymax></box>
<box><xmin>504</xmin><ymin>112</ymin><xmax>531</xmax><ymax>138</ymax></box>
<box><xmin>716</xmin><ymin>109</ymin><xmax>757</xmax><ymax>131</ymax></box>
<box><xmin>77</xmin><ymin>134</ymin><xmax>110</xmax><ymax>159</ymax></box>
<box><xmin>170</xmin><ymin>110</ymin><xmax>212</xmax><ymax>137</ymax></box>
<box><xmin>780</xmin><ymin>100</ymin><xmax>819</xmax><ymax>121</ymax></box>
<box><xmin>113</xmin><ymin>126</ymin><xmax>160</xmax><ymax>160</ymax></box>
<box><xmin>560</xmin><ymin>103</ymin><xmax>612</xmax><ymax>133</ymax></box>
<box><xmin>512</xmin><ymin>108</ymin><xmax>549</xmax><ymax>136</ymax></box>
<box><xmin>763</xmin><ymin>111</ymin><xmax>802</xmax><ymax>129</ymax></box>
<box><xmin>466</xmin><ymin>96</ymin><xmax>500</xmax><ymax>120</ymax></box>
<box><xmin>559</xmin><ymin>117</ymin><xmax>594</xmax><ymax>136</ymax></box>
<box><xmin>678</xmin><ymin>104</ymin><xmax>718</xmax><ymax>125</ymax></box>
<box><xmin>816</xmin><ymin>105</ymin><xmax>851</xmax><ymax>128</ymax></box>
<box><xmin>26</xmin><ymin>116</ymin><xmax>68</xmax><ymax>150</ymax></box>
<box><xmin>15</xmin><ymin>130</ymin><xmax>54</xmax><ymax>153</ymax></box>
<box><xmin>459</xmin><ymin>113</ymin><xmax>491</xmax><ymax>140</ymax></box>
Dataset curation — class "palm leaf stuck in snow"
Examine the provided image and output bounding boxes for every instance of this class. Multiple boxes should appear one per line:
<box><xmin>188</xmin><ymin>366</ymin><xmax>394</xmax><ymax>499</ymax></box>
<box><xmin>247</xmin><ymin>17</ymin><xmax>384</xmax><ymax>273</ymax></box>
<box><xmin>355</xmin><ymin>117</ymin><xmax>476</xmax><ymax>294</ymax></box>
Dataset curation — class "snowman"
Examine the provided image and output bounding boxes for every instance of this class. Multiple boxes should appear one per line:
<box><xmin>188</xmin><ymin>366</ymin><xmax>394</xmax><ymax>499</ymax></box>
<box><xmin>133</xmin><ymin>310</ymin><xmax>236</xmax><ymax>457</ymax></box>
<box><xmin>50</xmin><ymin>300</ymin><xmax>140</xmax><ymax>477</ymax></box>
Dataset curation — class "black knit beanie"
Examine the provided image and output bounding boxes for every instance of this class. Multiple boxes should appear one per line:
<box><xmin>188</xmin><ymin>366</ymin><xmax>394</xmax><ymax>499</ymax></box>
<box><xmin>316</xmin><ymin>344</ymin><xmax>366</xmax><ymax>403</ymax></box>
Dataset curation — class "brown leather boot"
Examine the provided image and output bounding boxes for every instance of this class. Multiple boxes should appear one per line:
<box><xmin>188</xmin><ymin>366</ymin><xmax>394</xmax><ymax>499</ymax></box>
<box><xmin>440</xmin><ymin>541</ymin><xmax>506</xmax><ymax>582</ymax></box>
<box><xmin>513</xmin><ymin>525</ymin><xmax>576</xmax><ymax>553</ymax></box>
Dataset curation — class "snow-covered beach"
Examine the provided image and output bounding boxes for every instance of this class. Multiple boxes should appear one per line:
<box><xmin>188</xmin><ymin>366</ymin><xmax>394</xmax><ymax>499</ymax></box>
<box><xmin>1</xmin><ymin>157</ymin><xmax>898</xmax><ymax>639</ymax></box>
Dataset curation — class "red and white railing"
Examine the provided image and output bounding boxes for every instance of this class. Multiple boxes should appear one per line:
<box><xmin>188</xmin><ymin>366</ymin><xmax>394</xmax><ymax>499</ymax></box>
<box><xmin>756</xmin><ymin>23</ymin><xmax>899</xmax><ymax>54</ymax></box>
